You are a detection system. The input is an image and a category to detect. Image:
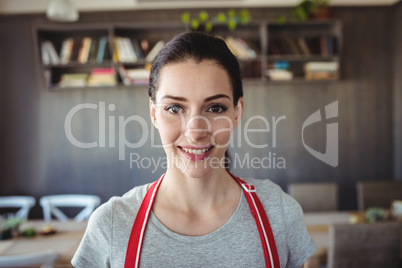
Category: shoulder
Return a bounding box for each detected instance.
[243,177,301,213]
[72,183,150,267]
[242,177,316,266]
[242,177,304,227]
[94,183,149,222]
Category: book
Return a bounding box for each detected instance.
[284,38,301,55]
[304,61,339,80]
[304,61,339,72]
[225,37,250,60]
[78,37,92,64]
[59,73,88,87]
[104,39,112,61]
[268,39,281,56]
[70,38,80,63]
[266,69,293,80]
[88,37,99,62]
[42,41,60,65]
[88,67,116,86]
[145,40,165,63]
[131,39,144,59]
[296,38,311,56]
[123,37,138,62]
[305,71,337,80]
[118,65,150,85]
[320,36,328,57]
[118,65,132,86]
[234,37,257,59]
[41,42,51,65]
[96,37,108,63]
[60,38,74,64]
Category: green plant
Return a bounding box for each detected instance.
[2,216,23,231]
[365,207,388,223]
[181,9,250,32]
[275,0,330,23]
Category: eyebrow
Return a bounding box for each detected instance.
[161,94,231,102]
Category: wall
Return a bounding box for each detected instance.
[0,6,396,217]
[393,2,402,179]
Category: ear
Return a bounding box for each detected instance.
[150,99,158,129]
[233,97,244,129]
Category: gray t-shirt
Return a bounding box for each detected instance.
[72,177,316,268]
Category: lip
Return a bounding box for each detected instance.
[178,145,214,161]
[180,144,212,150]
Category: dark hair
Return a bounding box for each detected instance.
[149,32,242,170]
[148,32,243,105]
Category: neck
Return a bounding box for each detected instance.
[159,168,240,213]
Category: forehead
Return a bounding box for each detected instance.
[156,59,233,101]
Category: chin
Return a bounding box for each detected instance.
[177,156,225,178]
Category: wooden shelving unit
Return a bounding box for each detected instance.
[35,20,342,90]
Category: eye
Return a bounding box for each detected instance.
[208,104,228,113]
[165,104,184,114]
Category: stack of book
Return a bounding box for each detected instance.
[113,37,164,63]
[87,68,116,87]
[59,73,88,87]
[304,61,339,80]
[118,65,150,85]
[266,69,293,81]
[268,36,338,57]
[266,61,293,81]
[41,41,60,65]
[41,36,111,65]
[224,37,258,60]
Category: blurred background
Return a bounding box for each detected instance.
[0,0,401,218]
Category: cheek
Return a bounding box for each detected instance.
[211,118,235,144]
[156,113,184,144]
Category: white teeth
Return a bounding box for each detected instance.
[182,147,210,154]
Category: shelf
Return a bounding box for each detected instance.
[49,84,149,91]
[267,77,339,84]
[43,61,114,68]
[35,20,342,90]
[268,55,339,62]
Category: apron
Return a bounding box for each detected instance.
[124,171,280,268]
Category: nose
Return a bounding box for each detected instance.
[185,115,210,143]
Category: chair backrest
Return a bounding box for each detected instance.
[0,196,36,220]
[39,194,101,222]
[356,180,402,210]
[287,182,338,212]
[0,250,59,268]
[328,222,402,268]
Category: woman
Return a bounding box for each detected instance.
[72,32,316,268]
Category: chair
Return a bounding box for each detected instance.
[0,250,59,268]
[39,194,101,222]
[356,180,402,210]
[328,222,402,268]
[0,196,36,220]
[287,182,338,212]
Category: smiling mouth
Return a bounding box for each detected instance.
[178,146,214,155]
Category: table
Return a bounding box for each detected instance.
[0,220,87,268]
[303,211,352,268]
[303,211,402,268]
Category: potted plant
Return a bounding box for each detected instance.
[276,0,331,23]
[0,216,22,240]
[309,0,332,20]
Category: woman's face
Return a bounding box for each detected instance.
[150,59,244,178]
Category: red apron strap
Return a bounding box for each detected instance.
[124,172,280,268]
[124,174,164,268]
[227,171,280,268]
